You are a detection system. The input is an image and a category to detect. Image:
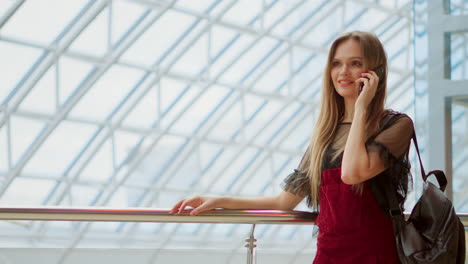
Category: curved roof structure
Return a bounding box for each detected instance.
[0,0,427,262]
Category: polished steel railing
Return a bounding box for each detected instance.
[0,207,317,264]
[0,207,467,264]
[0,207,317,224]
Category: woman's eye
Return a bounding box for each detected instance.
[332,61,340,67]
[351,61,362,66]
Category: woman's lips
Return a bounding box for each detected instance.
[338,80,354,87]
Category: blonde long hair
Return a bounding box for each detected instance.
[304,31,388,209]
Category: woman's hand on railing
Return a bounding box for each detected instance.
[170,196,224,216]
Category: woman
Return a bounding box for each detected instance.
[170,31,413,263]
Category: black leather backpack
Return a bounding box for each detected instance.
[371,114,465,264]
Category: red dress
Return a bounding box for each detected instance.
[282,114,413,263]
[313,168,400,264]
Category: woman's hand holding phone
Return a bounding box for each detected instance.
[355,70,380,110]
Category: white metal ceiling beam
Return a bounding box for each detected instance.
[0,0,110,195]
[0,0,25,28]
[132,0,328,52]
[0,0,176,200]
[41,0,240,212]
[88,0,309,208]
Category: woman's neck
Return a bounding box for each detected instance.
[343,98,356,122]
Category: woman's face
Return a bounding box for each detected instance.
[330,39,364,99]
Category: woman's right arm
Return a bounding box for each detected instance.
[169,191,304,216]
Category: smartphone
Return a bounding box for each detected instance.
[358,65,385,95]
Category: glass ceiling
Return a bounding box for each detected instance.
[0,0,419,261]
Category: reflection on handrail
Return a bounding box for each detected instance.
[0,207,317,224]
[0,207,467,226]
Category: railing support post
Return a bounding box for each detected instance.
[245,224,257,264]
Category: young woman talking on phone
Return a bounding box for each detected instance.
[171,31,413,263]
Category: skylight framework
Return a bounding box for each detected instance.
[0,0,415,263]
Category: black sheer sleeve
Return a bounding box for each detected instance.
[366,112,414,211]
[367,116,413,162]
[281,145,310,199]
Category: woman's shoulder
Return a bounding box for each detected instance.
[381,109,414,129]
[382,109,412,120]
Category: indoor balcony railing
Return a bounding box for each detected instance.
[0,207,467,264]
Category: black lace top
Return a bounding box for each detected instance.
[281,111,414,211]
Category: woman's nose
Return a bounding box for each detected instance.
[339,65,349,75]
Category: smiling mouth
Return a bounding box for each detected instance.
[338,80,354,86]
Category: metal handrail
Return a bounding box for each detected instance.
[0,207,467,264]
[0,207,317,224]
[0,207,467,225]
[0,207,317,264]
